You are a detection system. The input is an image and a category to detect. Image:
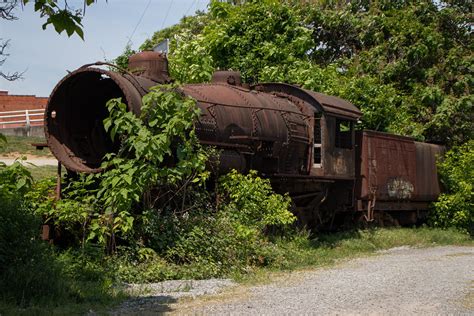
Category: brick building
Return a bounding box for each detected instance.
[0,90,47,112]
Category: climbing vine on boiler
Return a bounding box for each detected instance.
[35,85,210,252]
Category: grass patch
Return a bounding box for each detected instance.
[27,165,58,180]
[113,227,472,286]
[0,135,52,157]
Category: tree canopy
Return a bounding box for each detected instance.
[125,0,472,146]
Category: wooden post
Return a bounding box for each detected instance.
[56,161,62,200]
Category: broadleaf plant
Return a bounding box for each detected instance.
[35,85,210,253]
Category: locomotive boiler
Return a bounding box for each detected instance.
[45,51,444,228]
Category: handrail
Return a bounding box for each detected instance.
[0,109,44,114]
[0,113,44,119]
[0,109,45,135]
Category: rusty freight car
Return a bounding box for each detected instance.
[355,131,444,225]
[44,51,444,228]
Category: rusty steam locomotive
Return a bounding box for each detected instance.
[45,51,444,228]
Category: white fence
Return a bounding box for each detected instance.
[0,109,45,136]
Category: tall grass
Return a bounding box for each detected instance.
[0,198,125,315]
[112,227,472,285]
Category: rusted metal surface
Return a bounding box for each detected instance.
[253,83,360,180]
[356,130,417,202]
[45,65,159,173]
[211,71,242,86]
[253,83,362,119]
[128,51,171,83]
[414,142,445,201]
[316,115,356,179]
[180,83,311,175]
[46,59,313,176]
[302,89,362,120]
[355,130,444,211]
[31,142,48,150]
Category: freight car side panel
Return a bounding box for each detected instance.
[356,131,417,201]
[414,142,444,201]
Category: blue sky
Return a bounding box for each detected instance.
[0,0,209,97]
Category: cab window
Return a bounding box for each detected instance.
[313,115,322,167]
[335,119,353,149]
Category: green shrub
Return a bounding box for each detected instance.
[0,145,119,309]
[0,165,67,306]
[0,194,65,306]
[0,195,121,309]
[219,170,296,230]
[0,160,33,203]
[431,140,474,234]
[162,170,296,277]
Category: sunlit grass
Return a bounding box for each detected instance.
[0,135,52,157]
[27,165,58,180]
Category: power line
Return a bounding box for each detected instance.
[161,0,174,29]
[127,0,152,46]
[185,0,198,16]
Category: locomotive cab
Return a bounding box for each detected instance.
[253,83,362,180]
[303,91,361,180]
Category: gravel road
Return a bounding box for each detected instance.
[113,246,474,315]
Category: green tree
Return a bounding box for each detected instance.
[133,0,472,145]
[21,0,98,39]
[431,141,474,234]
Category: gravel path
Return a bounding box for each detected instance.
[113,246,474,315]
[111,279,236,315]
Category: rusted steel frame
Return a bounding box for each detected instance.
[299,188,328,211]
[253,83,325,114]
[357,200,431,211]
[251,108,261,137]
[291,191,323,200]
[195,100,309,117]
[268,173,336,181]
[290,135,311,143]
[199,140,252,151]
[364,131,377,223]
[228,135,279,141]
[364,188,376,222]
[31,142,48,150]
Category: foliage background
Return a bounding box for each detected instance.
[122,0,472,231]
[127,0,472,146]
